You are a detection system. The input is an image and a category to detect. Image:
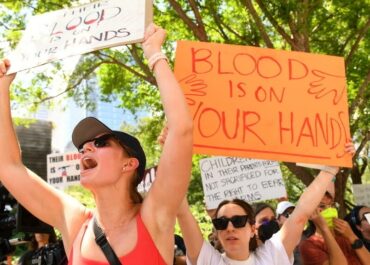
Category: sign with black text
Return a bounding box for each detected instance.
[47,152,81,190]
[8,0,152,73]
[200,156,286,209]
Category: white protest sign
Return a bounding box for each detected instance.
[8,0,152,73]
[47,152,81,190]
[352,184,370,206]
[200,156,287,209]
[137,166,157,194]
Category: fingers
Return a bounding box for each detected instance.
[142,23,167,59]
[144,23,164,41]
[157,126,169,146]
[333,218,347,232]
[0,59,10,77]
[144,23,156,40]
[344,141,355,156]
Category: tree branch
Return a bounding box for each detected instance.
[242,0,274,48]
[253,0,297,48]
[168,0,208,41]
[95,51,156,85]
[128,44,154,82]
[284,162,314,186]
[345,18,370,66]
[349,69,370,116]
[355,130,370,159]
[208,4,230,42]
[35,61,106,104]
[188,0,208,40]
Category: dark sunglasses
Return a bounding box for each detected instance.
[212,215,248,230]
[78,134,115,153]
[282,212,292,218]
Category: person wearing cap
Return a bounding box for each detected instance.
[0,22,193,265]
[276,201,296,227]
[276,201,304,265]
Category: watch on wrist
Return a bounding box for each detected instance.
[351,239,364,249]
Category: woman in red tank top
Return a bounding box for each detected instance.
[0,21,193,265]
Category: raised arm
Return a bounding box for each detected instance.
[310,210,348,265]
[0,60,87,250]
[177,198,205,265]
[141,24,193,222]
[280,142,355,257]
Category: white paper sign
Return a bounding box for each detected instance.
[8,0,152,73]
[200,156,286,209]
[47,152,81,189]
[352,184,370,206]
[137,166,157,194]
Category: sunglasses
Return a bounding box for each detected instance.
[318,202,338,210]
[212,215,248,230]
[78,134,115,153]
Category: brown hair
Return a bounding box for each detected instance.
[214,199,258,251]
[120,143,143,204]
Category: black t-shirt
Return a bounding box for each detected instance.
[174,234,186,256]
[18,250,34,265]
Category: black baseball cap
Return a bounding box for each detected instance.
[72,117,146,184]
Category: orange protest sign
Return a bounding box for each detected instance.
[174,41,352,167]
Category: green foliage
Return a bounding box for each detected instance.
[64,184,95,208]
[280,163,305,202]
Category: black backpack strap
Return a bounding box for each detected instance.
[93,217,122,265]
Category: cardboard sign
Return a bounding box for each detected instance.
[174,41,352,167]
[352,184,370,206]
[200,156,286,209]
[137,166,157,194]
[8,0,152,73]
[47,152,81,189]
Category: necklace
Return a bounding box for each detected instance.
[95,218,127,234]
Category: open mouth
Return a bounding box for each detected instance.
[81,156,98,170]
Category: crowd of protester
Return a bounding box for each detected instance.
[0,18,369,265]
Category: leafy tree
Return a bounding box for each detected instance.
[0,0,369,219]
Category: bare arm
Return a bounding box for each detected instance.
[141,24,193,223]
[312,210,348,265]
[334,218,370,264]
[0,60,87,252]
[280,143,355,257]
[177,198,205,265]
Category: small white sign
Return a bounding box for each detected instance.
[47,152,82,190]
[137,166,157,194]
[200,156,286,209]
[352,184,370,206]
[8,0,152,73]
